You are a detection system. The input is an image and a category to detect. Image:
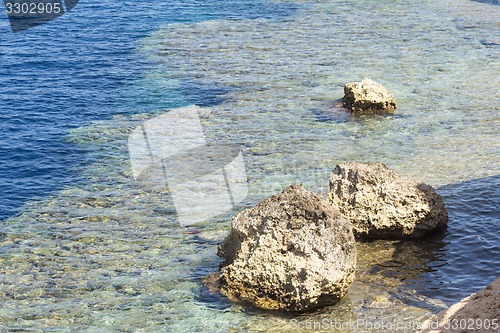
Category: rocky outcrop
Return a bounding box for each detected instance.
[217,184,357,312]
[419,276,500,332]
[343,78,397,113]
[328,162,448,239]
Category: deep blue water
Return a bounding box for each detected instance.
[0,0,297,220]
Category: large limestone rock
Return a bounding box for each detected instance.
[328,162,448,239]
[218,184,357,312]
[343,78,397,113]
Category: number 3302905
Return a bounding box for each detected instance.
[5,2,62,14]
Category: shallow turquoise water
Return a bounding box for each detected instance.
[0,0,499,332]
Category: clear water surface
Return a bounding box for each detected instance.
[0,0,498,332]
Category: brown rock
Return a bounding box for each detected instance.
[218,184,357,312]
[328,162,448,239]
[343,78,397,113]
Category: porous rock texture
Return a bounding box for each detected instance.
[218,184,357,312]
[343,78,397,113]
[328,162,448,239]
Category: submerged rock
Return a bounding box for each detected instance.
[343,78,397,113]
[328,162,448,239]
[217,184,357,312]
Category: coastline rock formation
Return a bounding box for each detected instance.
[217,184,357,312]
[328,162,448,239]
[343,78,397,113]
[419,276,500,333]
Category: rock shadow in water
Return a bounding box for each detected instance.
[310,99,407,123]
[363,174,500,308]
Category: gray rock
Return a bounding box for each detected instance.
[343,78,397,113]
[218,184,357,312]
[328,162,448,239]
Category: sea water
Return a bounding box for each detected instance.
[0,0,498,332]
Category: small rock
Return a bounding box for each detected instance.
[217,184,357,312]
[328,162,448,239]
[185,227,201,234]
[343,78,397,113]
